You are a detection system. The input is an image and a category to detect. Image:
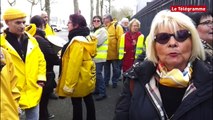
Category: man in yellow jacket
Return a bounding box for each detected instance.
[1,7,46,120]
[103,14,124,88]
[40,11,56,36]
[0,47,20,120]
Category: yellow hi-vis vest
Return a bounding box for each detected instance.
[93,28,108,62]
[93,40,108,61]
[119,33,145,60]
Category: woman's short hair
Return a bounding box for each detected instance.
[186,11,213,27]
[30,15,45,28]
[146,9,205,64]
[69,14,87,28]
[129,18,141,30]
[93,15,103,24]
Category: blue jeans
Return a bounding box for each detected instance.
[95,62,106,96]
[25,104,39,120]
[104,60,120,86]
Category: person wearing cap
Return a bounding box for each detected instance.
[0,47,20,119]
[1,7,46,120]
[40,11,56,36]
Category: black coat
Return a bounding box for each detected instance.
[34,29,60,72]
[34,29,60,93]
[114,60,212,120]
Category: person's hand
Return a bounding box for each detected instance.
[57,50,61,59]
[37,81,45,87]
[18,107,24,116]
[132,40,136,45]
[0,50,6,71]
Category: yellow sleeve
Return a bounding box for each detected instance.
[4,49,20,107]
[63,42,83,93]
[37,45,47,81]
[116,25,124,52]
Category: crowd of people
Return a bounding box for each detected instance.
[0,6,212,120]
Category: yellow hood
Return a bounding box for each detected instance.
[69,35,97,58]
[25,24,37,36]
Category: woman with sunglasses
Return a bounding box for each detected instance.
[114,10,212,120]
[91,15,108,101]
[57,14,96,120]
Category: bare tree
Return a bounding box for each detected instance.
[39,0,57,23]
[7,0,16,6]
[108,0,111,13]
[27,0,39,18]
[111,6,133,21]
[96,0,99,16]
[100,0,104,17]
[73,0,79,14]
[39,0,45,10]
[90,0,94,25]
[44,0,51,23]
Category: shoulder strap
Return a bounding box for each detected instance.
[130,79,134,95]
[114,22,118,30]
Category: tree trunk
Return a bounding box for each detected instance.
[45,0,50,23]
[96,0,99,16]
[73,0,79,14]
[108,0,111,13]
[7,0,16,6]
[39,0,45,10]
[90,0,94,25]
[30,4,34,18]
[100,0,103,17]
[27,0,39,18]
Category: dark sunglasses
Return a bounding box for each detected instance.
[93,20,100,22]
[154,30,191,44]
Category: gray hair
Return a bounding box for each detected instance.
[129,18,141,30]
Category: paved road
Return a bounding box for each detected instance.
[49,78,123,120]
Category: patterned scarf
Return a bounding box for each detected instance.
[156,63,193,88]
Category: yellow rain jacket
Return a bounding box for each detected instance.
[45,23,55,36]
[0,32,46,109]
[0,47,20,120]
[57,35,97,97]
[106,21,124,60]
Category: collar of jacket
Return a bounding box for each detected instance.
[65,35,97,58]
[1,31,37,60]
[172,59,212,119]
[127,59,212,119]
[107,21,117,28]
[123,60,156,82]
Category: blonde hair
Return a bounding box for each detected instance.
[129,18,141,30]
[146,9,205,64]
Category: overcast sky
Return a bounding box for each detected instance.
[1,0,137,24]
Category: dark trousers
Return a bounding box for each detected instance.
[39,72,55,120]
[71,93,96,120]
[104,60,120,86]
